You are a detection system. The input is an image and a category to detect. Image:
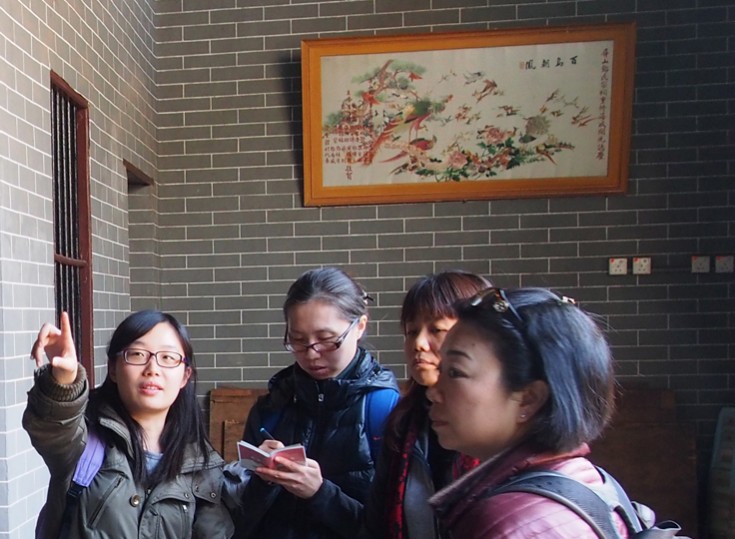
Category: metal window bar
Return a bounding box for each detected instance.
[51,84,83,361]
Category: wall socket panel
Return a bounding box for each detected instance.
[715,255,734,273]
[691,255,711,273]
[632,256,652,275]
[608,257,628,275]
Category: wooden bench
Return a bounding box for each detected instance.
[209,385,698,533]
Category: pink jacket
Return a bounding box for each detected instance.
[428,443,629,538]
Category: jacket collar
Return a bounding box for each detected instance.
[96,403,221,471]
[266,347,397,412]
[429,441,590,527]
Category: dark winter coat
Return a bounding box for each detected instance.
[224,347,399,539]
[23,364,234,539]
[361,404,460,539]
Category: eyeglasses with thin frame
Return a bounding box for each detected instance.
[284,317,360,354]
[120,348,187,368]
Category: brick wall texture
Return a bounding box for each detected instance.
[0,0,733,536]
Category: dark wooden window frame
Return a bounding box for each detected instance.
[50,71,94,384]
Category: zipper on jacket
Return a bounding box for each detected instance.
[88,475,124,526]
[305,392,325,454]
[180,503,189,537]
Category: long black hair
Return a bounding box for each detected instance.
[87,310,209,487]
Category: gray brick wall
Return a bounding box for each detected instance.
[0,0,732,536]
[149,2,732,534]
[0,0,157,536]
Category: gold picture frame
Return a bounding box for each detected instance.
[301,22,636,206]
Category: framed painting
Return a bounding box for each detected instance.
[300,22,636,206]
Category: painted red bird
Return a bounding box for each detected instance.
[360,99,433,165]
[381,135,437,163]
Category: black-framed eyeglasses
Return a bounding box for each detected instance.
[284,317,360,354]
[120,348,187,368]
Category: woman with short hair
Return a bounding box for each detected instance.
[427,287,627,538]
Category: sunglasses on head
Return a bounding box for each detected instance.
[468,287,577,325]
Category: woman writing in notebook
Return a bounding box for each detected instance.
[224,266,400,539]
[24,310,233,539]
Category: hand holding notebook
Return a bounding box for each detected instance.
[237,440,306,471]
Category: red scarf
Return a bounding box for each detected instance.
[384,407,479,539]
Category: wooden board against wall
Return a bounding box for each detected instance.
[209,387,267,462]
[589,388,698,537]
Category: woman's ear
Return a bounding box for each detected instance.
[107,359,117,383]
[355,314,369,339]
[517,380,549,422]
[180,366,192,389]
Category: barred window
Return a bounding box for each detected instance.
[50,72,94,384]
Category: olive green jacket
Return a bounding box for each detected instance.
[23,365,234,539]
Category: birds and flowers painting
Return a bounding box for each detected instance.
[322,38,611,183]
[302,24,635,205]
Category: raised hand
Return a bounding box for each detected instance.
[30,312,79,384]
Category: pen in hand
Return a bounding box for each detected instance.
[259,427,275,441]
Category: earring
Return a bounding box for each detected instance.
[519,413,527,420]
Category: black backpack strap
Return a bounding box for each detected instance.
[486,470,622,539]
[595,466,646,533]
[58,482,84,539]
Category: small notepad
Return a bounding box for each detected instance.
[237,440,306,471]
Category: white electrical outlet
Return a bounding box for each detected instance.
[632,257,652,275]
[608,257,628,275]
[691,255,710,273]
[715,255,734,273]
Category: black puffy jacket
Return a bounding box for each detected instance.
[227,348,399,539]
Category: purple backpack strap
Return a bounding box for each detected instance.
[58,430,105,539]
[71,430,105,486]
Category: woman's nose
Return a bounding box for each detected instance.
[414,329,430,350]
[142,356,162,374]
[302,346,322,359]
[426,384,441,403]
